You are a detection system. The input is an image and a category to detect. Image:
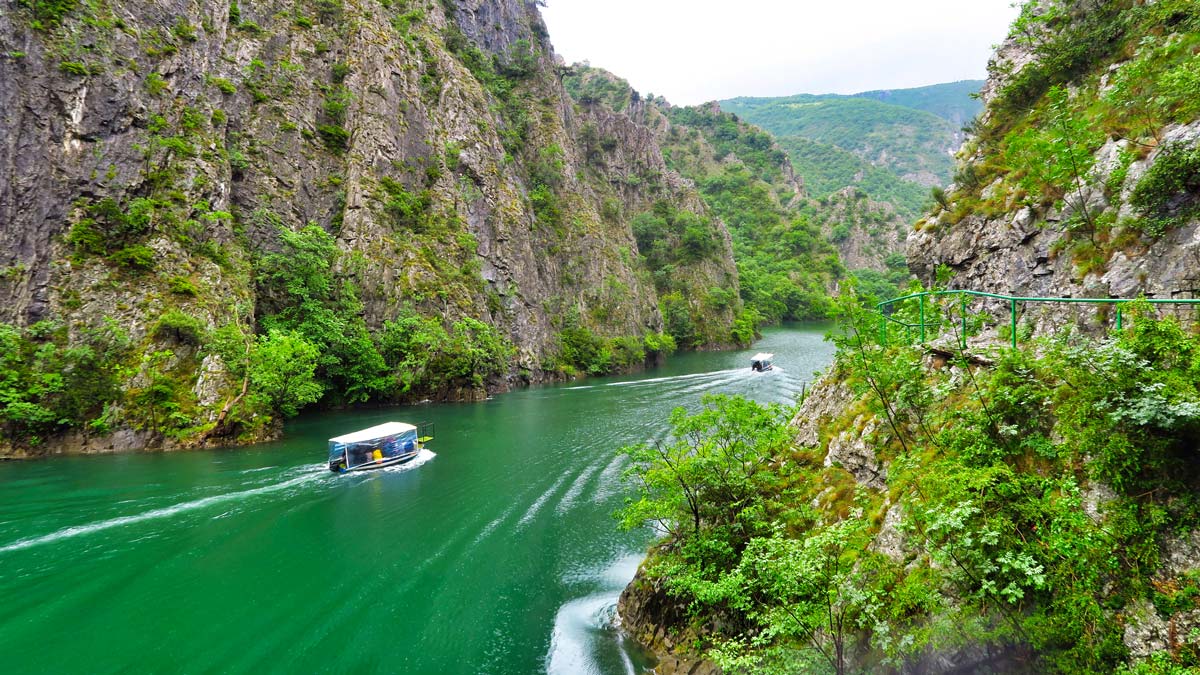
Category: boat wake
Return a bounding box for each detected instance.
[375,448,437,473]
[0,464,328,555]
[546,554,650,675]
[517,473,570,528]
[545,594,636,675]
[604,368,741,388]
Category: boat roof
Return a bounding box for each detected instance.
[329,422,416,444]
[750,353,774,361]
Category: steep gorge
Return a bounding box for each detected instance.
[0,0,741,455]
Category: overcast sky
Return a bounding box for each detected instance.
[539,0,1023,105]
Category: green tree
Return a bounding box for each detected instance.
[257,222,390,404]
[619,394,791,538]
[713,520,885,675]
[249,330,323,417]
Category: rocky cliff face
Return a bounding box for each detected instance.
[908,0,1200,320]
[0,0,739,455]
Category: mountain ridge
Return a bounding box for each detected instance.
[719,81,984,219]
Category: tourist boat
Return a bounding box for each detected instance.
[750,353,774,372]
[327,421,434,473]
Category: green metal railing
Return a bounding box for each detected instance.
[876,290,1200,350]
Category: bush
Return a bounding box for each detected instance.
[108,245,156,272]
[379,177,432,231]
[209,76,237,95]
[379,308,513,392]
[20,0,78,27]
[168,276,199,296]
[643,331,677,356]
[152,310,206,345]
[317,124,349,151]
[58,61,89,76]
[1130,142,1200,235]
[257,223,390,404]
[661,292,698,349]
[249,330,323,417]
[0,320,129,444]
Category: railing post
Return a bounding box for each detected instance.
[960,292,967,350]
[880,314,886,347]
[1116,304,1122,331]
[1010,299,1017,350]
[919,294,926,343]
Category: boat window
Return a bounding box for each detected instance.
[332,430,420,469]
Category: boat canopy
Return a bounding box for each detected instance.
[750,353,774,363]
[328,422,419,469]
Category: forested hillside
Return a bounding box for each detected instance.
[721,81,983,219]
[564,66,911,325]
[856,80,984,128]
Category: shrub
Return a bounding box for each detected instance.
[1130,142,1200,236]
[379,309,512,392]
[208,76,236,95]
[249,330,323,417]
[145,72,168,96]
[108,245,156,272]
[153,310,206,345]
[379,177,432,231]
[643,332,677,356]
[21,0,78,28]
[317,124,349,151]
[168,276,198,296]
[59,61,89,76]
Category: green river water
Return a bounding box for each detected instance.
[0,324,835,674]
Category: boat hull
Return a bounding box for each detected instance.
[330,450,420,473]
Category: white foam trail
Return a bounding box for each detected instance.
[376,449,437,473]
[475,501,521,544]
[545,593,628,675]
[555,461,605,515]
[0,467,325,554]
[517,473,570,527]
[591,453,630,503]
[603,369,740,388]
[239,466,277,473]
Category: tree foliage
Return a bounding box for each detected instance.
[248,330,323,417]
[622,291,1200,673]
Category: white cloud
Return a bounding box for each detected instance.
[539,0,1022,104]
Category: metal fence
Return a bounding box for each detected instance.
[876,290,1200,349]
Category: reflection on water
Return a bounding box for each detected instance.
[0,324,835,674]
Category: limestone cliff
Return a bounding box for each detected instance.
[0,0,739,455]
[909,0,1200,317]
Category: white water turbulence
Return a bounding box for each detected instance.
[546,554,650,675]
[378,448,437,473]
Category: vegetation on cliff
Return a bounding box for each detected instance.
[620,2,1200,671]
[924,0,1200,280]
[656,103,911,322]
[620,294,1200,674]
[0,0,742,453]
[720,82,983,220]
